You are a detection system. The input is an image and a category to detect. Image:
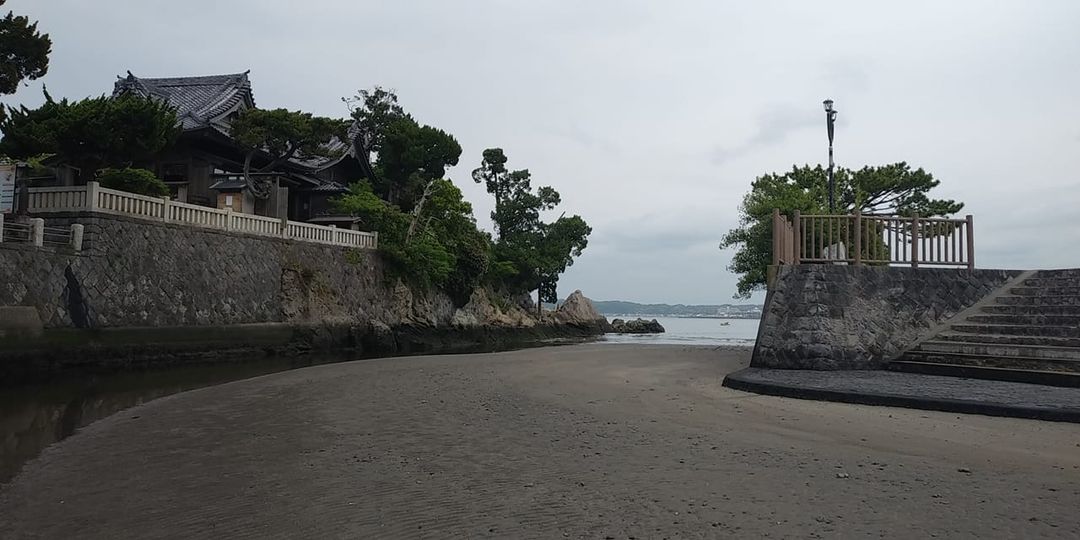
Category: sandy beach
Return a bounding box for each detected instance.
[2,343,1078,538]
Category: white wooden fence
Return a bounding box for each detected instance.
[26,182,378,250]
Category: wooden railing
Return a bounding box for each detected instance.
[772,209,974,270]
[25,182,378,250]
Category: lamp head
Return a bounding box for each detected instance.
[823,99,834,112]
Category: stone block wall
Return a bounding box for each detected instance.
[752,265,1021,370]
[0,213,454,329]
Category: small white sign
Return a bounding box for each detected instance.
[0,164,15,213]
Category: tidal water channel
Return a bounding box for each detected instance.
[0,354,358,484]
[0,337,600,484]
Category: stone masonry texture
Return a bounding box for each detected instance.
[0,214,454,329]
[752,265,1021,370]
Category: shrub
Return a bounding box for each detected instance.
[98,167,169,197]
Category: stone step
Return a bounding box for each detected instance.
[888,360,1080,387]
[950,323,1080,338]
[966,313,1080,326]
[995,295,1080,307]
[1022,277,1080,288]
[936,332,1080,348]
[967,313,1080,324]
[1035,268,1080,279]
[1010,286,1080,296]
[903,350,1080,372]
[981,304,1080,316]
[916,340,1080,361]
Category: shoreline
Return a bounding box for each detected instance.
[0,321,607,387]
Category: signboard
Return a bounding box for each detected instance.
[0,164,15,213]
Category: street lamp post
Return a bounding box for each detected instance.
[823,99,838,213]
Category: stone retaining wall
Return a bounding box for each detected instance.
[0,213,451,329]
[752,265,1021,370]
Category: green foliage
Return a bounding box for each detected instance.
[230,108,347,163]
[720,162,965,298]
[334,180,489,301]
[344,248,365,265]
[335,92,589,308]
[230,108,347,198]
[472,148,591,303]
[0,91,179,177]
[98,168,169,197]
[347,88,461,210]
[0,1,52,96]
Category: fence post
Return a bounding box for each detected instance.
[224,207,232,231]
[965,214,975,270]
[372,231,378,249]
[280,216,289,238]
[70,223,84,251]
[0,213,4,243]
[853,211,862,266]
[792,209,801,264]
[772,208,781,266]
[911,213,920,268]
[86,182,99,212]
[30,217,44,247]
[161,197,171,222]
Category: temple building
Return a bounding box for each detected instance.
[34,71,371,225]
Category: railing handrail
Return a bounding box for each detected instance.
[24,182,378,249]
[95,185,167,205]
[27,185,89,194]
[772,209,974,271]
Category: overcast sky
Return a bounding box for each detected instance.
[5,1,1079,304]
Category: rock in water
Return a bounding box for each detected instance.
[610,318,665,334]
[556,290,612,332]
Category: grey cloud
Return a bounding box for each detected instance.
[712,105,820,164]
[822,59,871,93]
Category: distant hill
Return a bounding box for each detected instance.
[588,300,763,319]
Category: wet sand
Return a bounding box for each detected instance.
[1,344,1078,538]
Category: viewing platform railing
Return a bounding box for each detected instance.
[25,182,377,250]
[772,209,974,270]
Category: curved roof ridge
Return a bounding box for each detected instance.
[112,70,255,131]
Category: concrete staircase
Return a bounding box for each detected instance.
[889,269,1080,387]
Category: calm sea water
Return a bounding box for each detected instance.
[600,317,759,346]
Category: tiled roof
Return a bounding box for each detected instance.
[288,122,364,170]
[208,178,246,191]
[112,70,376,191]
[310,181,348,193]
[113,71,254,131]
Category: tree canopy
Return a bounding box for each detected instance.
[720,162,964,298]
[0,0,51,95]
[229,108,347,198]
[347,87,461,210]
[98,167,169,197]
[0,91,179,178]
[334,178,489,305]
[334,92,590,309]
[473,148,591,304]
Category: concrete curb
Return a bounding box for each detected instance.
[722,368,1080,424]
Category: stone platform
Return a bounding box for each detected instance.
[724,367,1080,423]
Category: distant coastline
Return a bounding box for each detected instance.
[588,300,764,320]
[602,313,761,320]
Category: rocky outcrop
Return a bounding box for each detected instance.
[556,290,612,332]
[610,318,665,334]
[451,288,537,328]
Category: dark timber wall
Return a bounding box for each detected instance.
[752,265,1021,370]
